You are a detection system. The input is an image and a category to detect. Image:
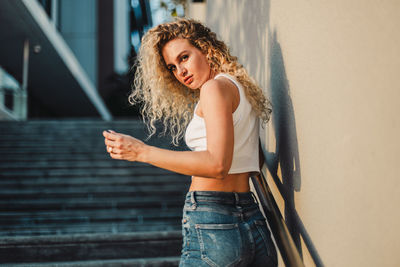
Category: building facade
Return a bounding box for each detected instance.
[0,0,153,120]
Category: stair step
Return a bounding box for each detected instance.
[1,223,181,237]
[0,184,187,195]
[0,231,182,263]
[0,183,187,190]
[0,167,175,177]
[0,155,144,162]
[0,175,186,186]
[0,197,184,212]
[0,209,182,223]
[7,256,181,266]
[0,161,145,169]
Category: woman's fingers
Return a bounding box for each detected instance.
[103,130,118,140]
[110,147,122,154]
[103,130,119,154]
[104,132,127,153]
[103,130,142,162]
[106,145,122,156]
[104,138,117,147]
[109,151,122,159]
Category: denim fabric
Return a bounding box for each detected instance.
[179,191,277,267]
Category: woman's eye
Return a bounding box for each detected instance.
[168,66,176,71]
[181,55,188,61]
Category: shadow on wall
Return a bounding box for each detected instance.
[266,29,324,267]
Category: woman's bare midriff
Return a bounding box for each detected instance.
[189,172,251,192]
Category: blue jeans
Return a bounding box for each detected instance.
[179,191,277,267]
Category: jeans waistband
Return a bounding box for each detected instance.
[185,191,258,206]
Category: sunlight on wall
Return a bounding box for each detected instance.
[205,0,400,266]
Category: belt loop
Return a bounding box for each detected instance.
[234,192,240,206]
[190,191,197,210]
[234,192,243,221]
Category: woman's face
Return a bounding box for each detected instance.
[162,38,213,90]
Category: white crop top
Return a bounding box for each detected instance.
[184,73,260,174]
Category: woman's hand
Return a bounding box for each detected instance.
[103,130,146,162]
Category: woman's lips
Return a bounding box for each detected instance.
[184,75,193,84]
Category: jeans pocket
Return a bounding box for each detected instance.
[254,220,277,264]
[195,223,242,267]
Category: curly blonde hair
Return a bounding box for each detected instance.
[129,18,271,145]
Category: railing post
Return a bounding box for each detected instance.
[51,0,58,28]
[14,39,29,120]
[0,70,4,108]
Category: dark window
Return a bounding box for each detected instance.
[4,89,14,111]
[36,0,52,17]
[129,0,152,53]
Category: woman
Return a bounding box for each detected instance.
[103,18,277,266]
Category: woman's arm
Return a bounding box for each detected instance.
[103,78,238,179]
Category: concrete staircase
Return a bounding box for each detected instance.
[0,119,190,266]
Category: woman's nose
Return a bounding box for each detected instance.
[177,65,187,77]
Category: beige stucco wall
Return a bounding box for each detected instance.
[200,0,400,266]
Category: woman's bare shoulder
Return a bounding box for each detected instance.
[200,76,237,99]
[198,76,239,115]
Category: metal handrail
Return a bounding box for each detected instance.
[251,167,305,266]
